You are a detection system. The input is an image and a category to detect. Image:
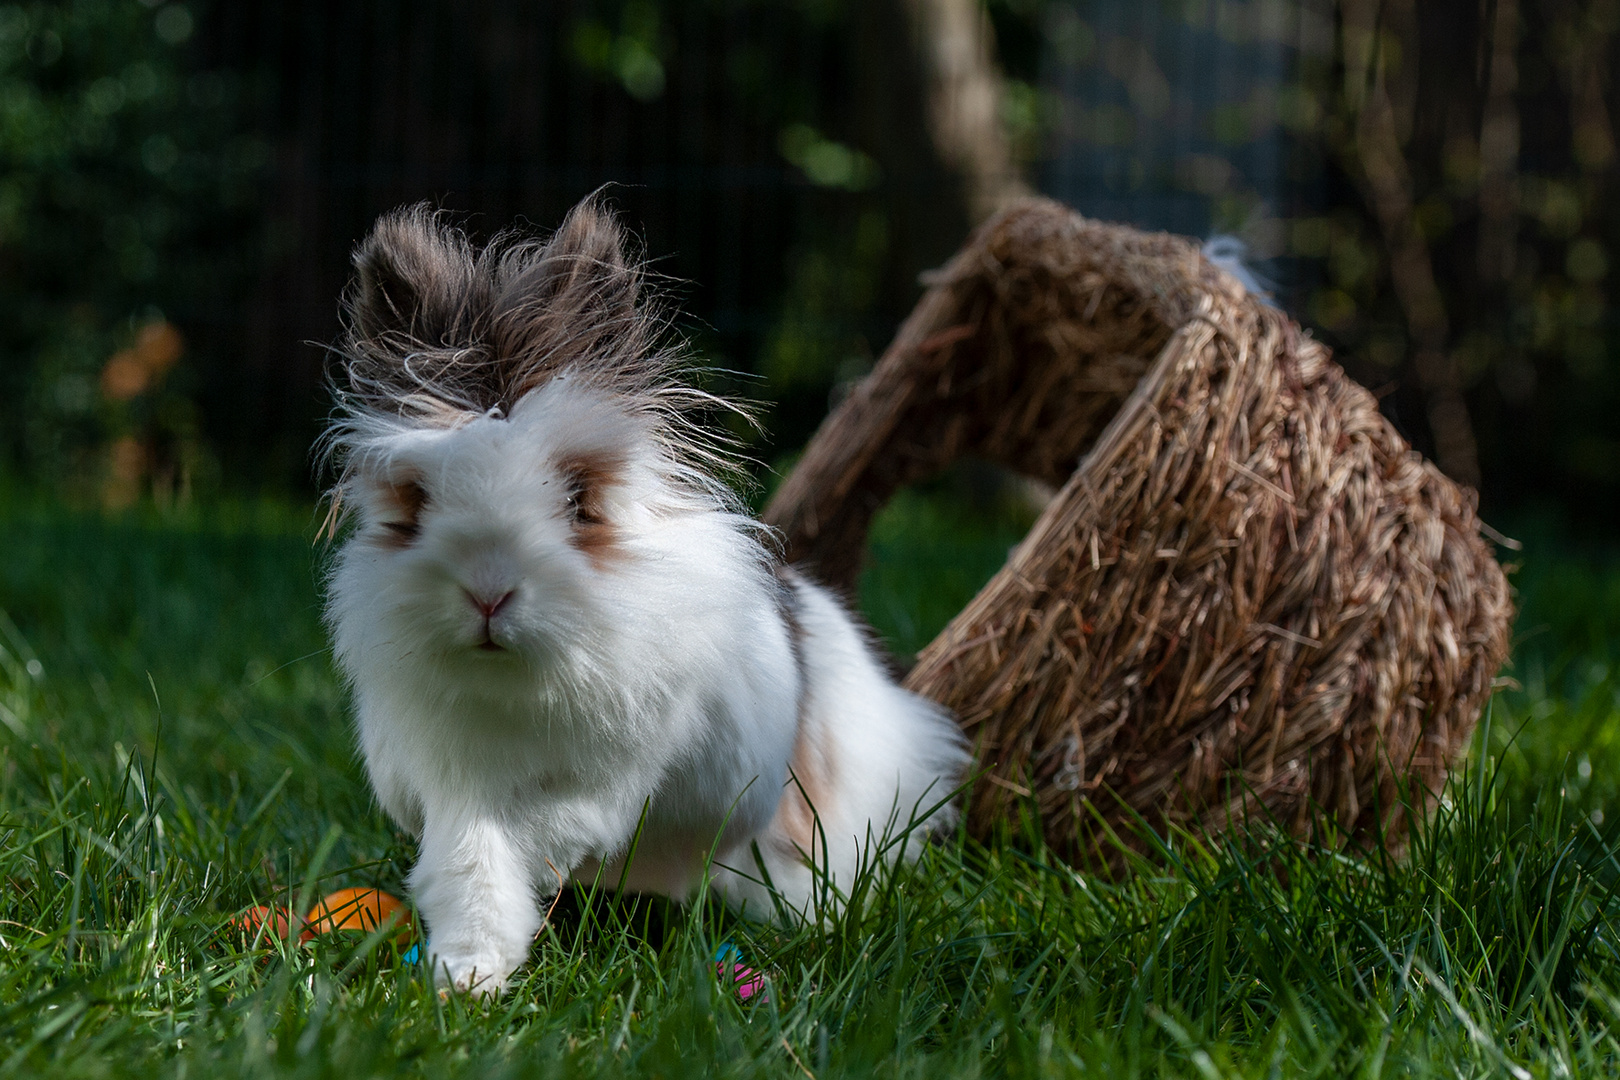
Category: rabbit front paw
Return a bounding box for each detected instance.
[429,943,518,998]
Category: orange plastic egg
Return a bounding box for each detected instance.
[300,887,415,947]
[232,904,298,946]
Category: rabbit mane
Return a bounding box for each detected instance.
[320,196,740,505]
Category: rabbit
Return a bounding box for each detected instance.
[320,196,970,997]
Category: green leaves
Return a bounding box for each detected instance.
[0,1,267,496]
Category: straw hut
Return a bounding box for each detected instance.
[764,199,1513,863]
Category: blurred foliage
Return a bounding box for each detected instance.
[988,0,1620,524]
[1300,0,1620,508]
[763,207,889,399]
[0,0,267,504]
[569,0,669,104]
[0,0,1614,529]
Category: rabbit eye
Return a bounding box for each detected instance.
[562,473,606,528]
[556,453,621,562]
[377,479,427,548]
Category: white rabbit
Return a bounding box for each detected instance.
[320,197,968,997]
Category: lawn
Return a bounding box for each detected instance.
[1,482,1619,1077]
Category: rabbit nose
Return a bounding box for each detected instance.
[463,588,515,619]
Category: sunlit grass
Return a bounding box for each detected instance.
[859,473,1040,660]
[1,486,1618,1076]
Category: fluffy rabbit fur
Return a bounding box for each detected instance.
[321,197,968,996]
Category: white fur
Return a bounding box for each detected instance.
[327,377,968,996]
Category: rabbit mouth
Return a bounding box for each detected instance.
[475,638,506,653]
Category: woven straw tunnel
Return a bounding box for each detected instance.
[763,199,1514,864]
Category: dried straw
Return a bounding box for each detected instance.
[764,199,1513,862]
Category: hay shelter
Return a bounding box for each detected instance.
[764,199,1514,863]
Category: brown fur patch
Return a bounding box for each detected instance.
[556,452,624,566]
[373,477,427,549]
[770,572,834,862]
[777,720,837,863]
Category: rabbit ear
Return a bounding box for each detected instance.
[496,196,634,320]
[488,195,651,400]
[351,204,484,347]
[330,194,697,446]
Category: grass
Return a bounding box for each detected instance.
[0,484,1619,1077]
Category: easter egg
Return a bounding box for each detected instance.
[713,943,767,1003]
[300,887,415,947]
[232,904,295,943]
[724,963,767,1002]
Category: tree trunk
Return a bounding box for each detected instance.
[901,0,1030,223]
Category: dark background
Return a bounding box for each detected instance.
[1,0,1614,532]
